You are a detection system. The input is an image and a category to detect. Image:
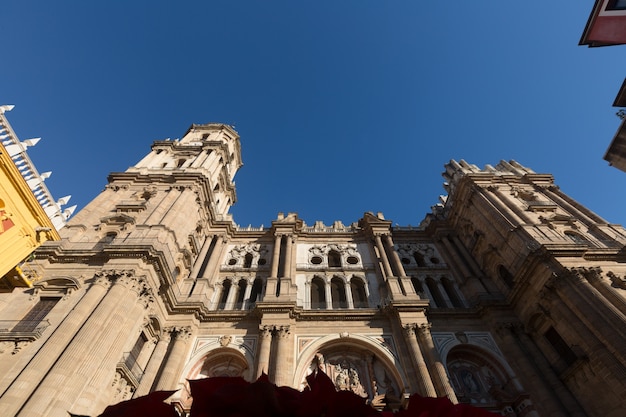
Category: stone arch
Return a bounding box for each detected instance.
[330,276,347,308]
[34,276,81,292]
[425,276,445,307]
[179,342,254,410]
[310,276,326,309]
[349,276,368,308]
[445,344,522,409]
[292,334,407,401]
[183,340,254,383]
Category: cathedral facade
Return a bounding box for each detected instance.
[1,124,626,417]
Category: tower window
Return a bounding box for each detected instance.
[328,250,341,268]
[244,253,253,268]
[564,231,588,245]
[350,277,368,308]
[414,252,426,267]
[544,326,578,366]
[249,278,263,305]
[498,265,514,288]
[218,280,231,309]
[331,277,347,308]
[310,277,326,309]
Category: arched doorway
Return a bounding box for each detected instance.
[295,337,406,411]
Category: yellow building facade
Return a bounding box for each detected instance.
[0,106,64,289]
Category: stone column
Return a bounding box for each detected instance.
[304,280,311,309]
[201,234,227,279]
[325,279,333,309]
[385,234,418,298]
[190,235,213,278]
[374,234,394,279]
[435,280,453,308]
[154,326,193,391]
[134,333,173,397]
[384,234,407,278]
[145,186,180,225]
[495,323,575,417]
[417,324,457,402]
[256,325,273,378]
[418,277,436,304]
[224,279,237,310]
[18,271,147,417]
[210,281,223,310]
[486,186,531,225]
[597,271,626,317]
[0,275,110,417]
[242,280,253,310]
[278,235,294,298]
[270,234,281,278]
[266,235,282,299]
[403,324,437,397]
[345,281,354,309]
[282,234,293,278]
[515,328,586,417]
[554,271,626,359]
[161,185,195,226]
[78,290,154,415]
[542,283,626,383]
[439,237,471,279]
[273,326,291,387]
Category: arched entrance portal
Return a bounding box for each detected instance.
[295,337,406,411]
[446,345,525,413]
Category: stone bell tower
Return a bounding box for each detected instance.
[0,123,242,417]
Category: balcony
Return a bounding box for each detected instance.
[0,319,50,342]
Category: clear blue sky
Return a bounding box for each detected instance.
[3,2,626,228]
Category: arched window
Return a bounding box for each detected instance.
[234,279,247,309]
[350,277,368,308]
[447,346,516,410]
[426,277,445,308]
[410,276,423,295]
[311,277,326,309]
[414,252,426,267]
[243,253,253,268]
[497,265,514,288]
[328,250,342,268]
[249,278,263,306]
[331,277,347,308]
[218,280,231,309]
[441,277,463,308]
[564,231,588,245]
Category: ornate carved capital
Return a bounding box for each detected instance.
[167,326,193,342]
[138,287,155,309]
[403,323,418,337]
[417,323,432,336]
[274,325,290,338]
[570,266,602,284]
[259,325,273,339]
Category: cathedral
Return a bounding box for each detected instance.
[1,123,626,417]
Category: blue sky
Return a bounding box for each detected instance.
[2,2,626,228]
